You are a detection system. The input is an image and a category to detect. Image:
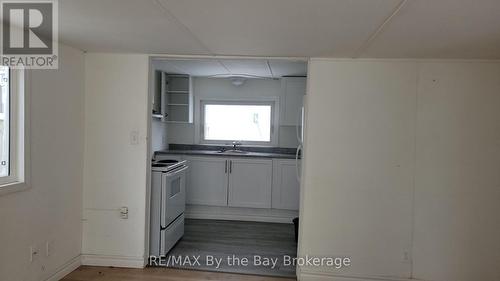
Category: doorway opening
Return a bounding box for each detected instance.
[146,56,307,278]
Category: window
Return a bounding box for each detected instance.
[0,67,10,177]
[0,66,29,195]
[201,101,275,144]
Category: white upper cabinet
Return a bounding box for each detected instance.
[272,159,300,210]
[280,77,306,126]
[153,72,194,123]
[228,158,273,209]
[184,156,228,206]
[152,71,166,119]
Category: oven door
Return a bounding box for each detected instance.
[161,165,188,228]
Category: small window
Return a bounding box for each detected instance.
[0,66,10,177]
[201,101,274,144]
[0,66,29,195]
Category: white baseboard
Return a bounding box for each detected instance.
[185,204,298,223]
[298,267,413,281]
[81,254,145,268]
[44,255,81,281]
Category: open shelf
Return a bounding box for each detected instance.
[165,74,193,123]
[152,71,193,123]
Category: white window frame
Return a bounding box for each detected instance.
[197,98,279,146]
[0,68,31,196]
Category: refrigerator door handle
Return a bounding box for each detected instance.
[296,106,303,144]
[296,144,302,182]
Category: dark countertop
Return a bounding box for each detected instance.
[155,149,298,159]
[155,144,300,159]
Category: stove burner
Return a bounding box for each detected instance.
[151,159,188,173]
[156,159,178,164]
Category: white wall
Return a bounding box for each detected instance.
[299,59,500,281]
[299,60,416,279]
[167,77,300,148]
[413,62,500,281]
[0,44,84,281]
[151,118,167,153]
[82,54,149,267]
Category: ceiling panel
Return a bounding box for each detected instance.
[269,60,308,77]
[219,60,272,77]
[362,0,500,58]
[58,0,500,59]
[154,59,228,76]
[58,0,209,54]
[158,0,401,57]
[152,59,307,77]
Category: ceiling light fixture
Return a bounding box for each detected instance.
[230,77,246,86]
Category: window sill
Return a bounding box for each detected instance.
[199,141,276,147]
[0,181,30,197]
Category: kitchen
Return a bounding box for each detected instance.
[148,58,307,277]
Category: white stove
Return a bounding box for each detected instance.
[150,159,188,258]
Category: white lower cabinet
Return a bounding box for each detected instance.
[184,156,228,206]
[228,158,273,208]
[184,155,298,211]
[271,159,300,211]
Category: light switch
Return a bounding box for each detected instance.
[130,130,139,145]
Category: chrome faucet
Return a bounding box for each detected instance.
[232,141,242,150]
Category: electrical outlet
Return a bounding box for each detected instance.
[120,206,129,219]
[30,246,39,262]
[402,251,411,263]
[46,241,53,257]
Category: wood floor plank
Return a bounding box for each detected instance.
[62,266,296,281]
[160,219,297,277]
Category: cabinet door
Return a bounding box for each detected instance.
[281,77,306,126]
[185,156,228,206]
[152,71,162,116]
[272,159,300,210]
[228,158,272,208]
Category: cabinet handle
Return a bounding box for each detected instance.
[229,160,232,173]
[225,160,228,174]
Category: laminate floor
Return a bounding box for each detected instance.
[62,266,296,281]
[151,219,297,278]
